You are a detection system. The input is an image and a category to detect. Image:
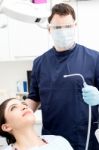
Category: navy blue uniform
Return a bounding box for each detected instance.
[28,44,99,150]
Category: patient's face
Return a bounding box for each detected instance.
[4,99,35,131]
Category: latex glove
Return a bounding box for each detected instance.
[82,84,99,106]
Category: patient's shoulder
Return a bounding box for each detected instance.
[41,135,73,150]
[3,145,12,150]
[41,135,67,142]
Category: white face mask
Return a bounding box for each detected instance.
[51,27,75,51]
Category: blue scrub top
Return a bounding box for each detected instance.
[28,44,99,150]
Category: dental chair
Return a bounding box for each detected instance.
[95,129,99,143]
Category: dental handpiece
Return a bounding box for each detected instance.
[63,73,91,150]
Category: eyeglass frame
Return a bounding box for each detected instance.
[48,22,76,29]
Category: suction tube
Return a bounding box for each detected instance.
[63,74,91,150]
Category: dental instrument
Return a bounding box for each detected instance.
[0,0,50,24]
[63,73,91,150]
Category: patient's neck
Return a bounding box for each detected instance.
[13,126,45,150]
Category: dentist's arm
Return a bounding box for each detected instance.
[25,99,40,112]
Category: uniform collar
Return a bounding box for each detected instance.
[53,43,77,57]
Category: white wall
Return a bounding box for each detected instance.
[77,1,99,50]
[0,60,33,102]
[0,1,99,102]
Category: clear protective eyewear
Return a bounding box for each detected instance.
[48,22,76,29]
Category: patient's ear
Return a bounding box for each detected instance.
[1,123,12,132]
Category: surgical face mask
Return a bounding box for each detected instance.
[51,27,75,51]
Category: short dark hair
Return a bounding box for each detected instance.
[0,98,16,145]
[48,3,76,23]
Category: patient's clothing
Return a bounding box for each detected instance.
[3,135,73,150]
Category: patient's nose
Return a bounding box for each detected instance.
[21,105,27,110]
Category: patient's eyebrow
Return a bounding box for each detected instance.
[8,103,17,111]
[7,101,29,111]
[21,101,28,106]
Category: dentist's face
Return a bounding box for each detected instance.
[49,14,76,51]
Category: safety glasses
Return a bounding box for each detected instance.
[48,22,76,29]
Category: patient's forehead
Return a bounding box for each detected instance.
[5,99,25,110]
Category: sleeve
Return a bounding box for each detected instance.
[28,59,40,102]
[95,53,99,90]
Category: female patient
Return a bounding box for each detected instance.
[0,98,73,150]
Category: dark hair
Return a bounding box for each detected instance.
[48,3,76,23]
[0,98,16,145]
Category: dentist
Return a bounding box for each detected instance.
[26,3,99,150]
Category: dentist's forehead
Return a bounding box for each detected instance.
[50,14,74,25]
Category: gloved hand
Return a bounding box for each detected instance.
[82,84,99,106]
